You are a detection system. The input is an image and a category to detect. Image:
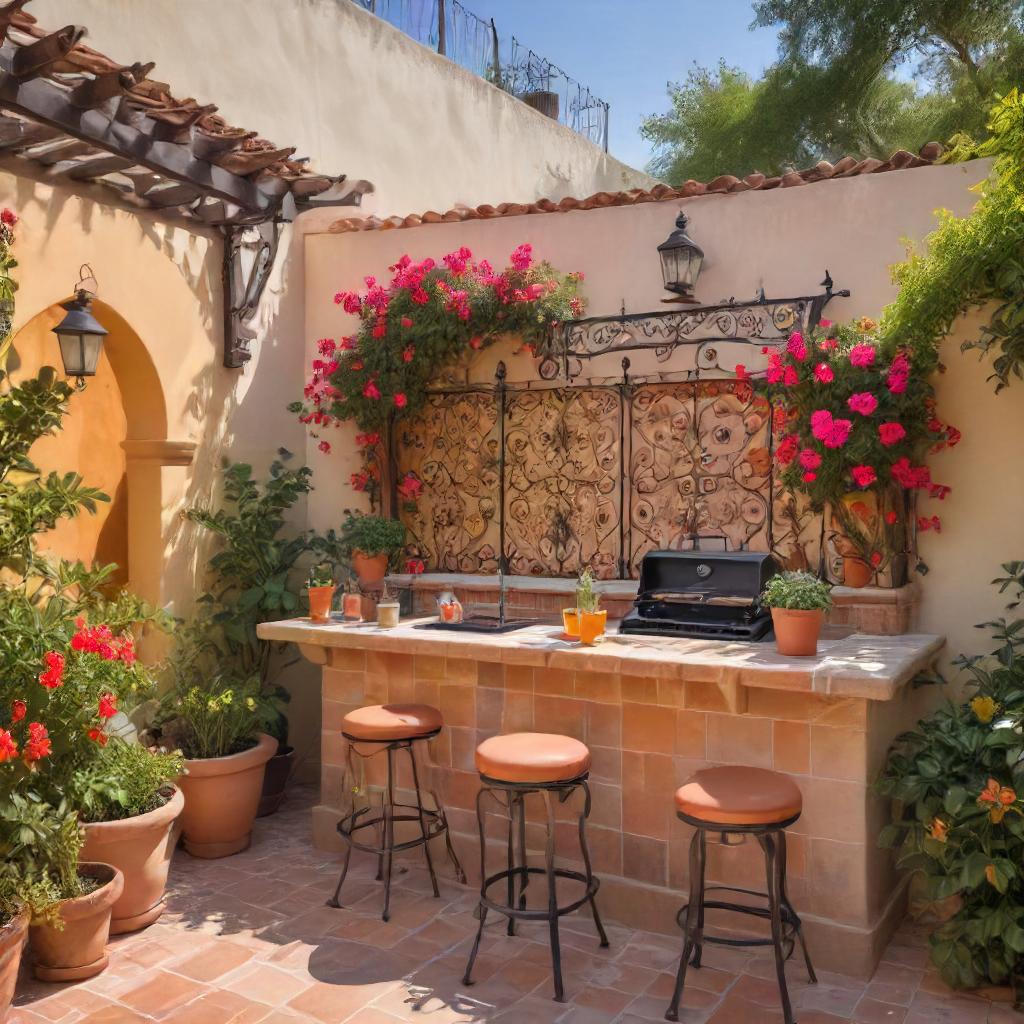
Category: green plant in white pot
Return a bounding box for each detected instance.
[761,571,833,657]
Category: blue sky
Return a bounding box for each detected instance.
[460,0,781,170]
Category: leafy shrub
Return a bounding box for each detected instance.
[761,571,833,610]
[71,741,184,823]
[340,511,406,559]
[877,562,1024,989]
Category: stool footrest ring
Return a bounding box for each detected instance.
[481,866,599,922]
[336,804,448,857]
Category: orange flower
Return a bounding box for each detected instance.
[929,818,948,843]
[986,864,998,887]
[978,778,1017,822]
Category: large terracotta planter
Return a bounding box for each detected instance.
[257,745,295,817]
[770,607,825,657]
[80,787,184,935]
[307,585,336,623]
[177,733,276,858]
[352,550,388,587]
[842,556,873,588]
[29,863,123,982]
[0,912,27,1022]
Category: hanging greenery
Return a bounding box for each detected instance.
[882,89,1024,390]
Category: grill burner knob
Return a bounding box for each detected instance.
[696,563,712,579]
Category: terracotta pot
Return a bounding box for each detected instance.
[352,551,389,587]
[842,556,873,588]
[342,591,363,621]
[0,912,27,1021]
[579,609,607,646]
[307,585,336,623]
[29,863,124,982]
[177,733,276,858]
[562,608,580,638]
[770,607,825,657]
[257,745,295,817]
[80,787,184,935]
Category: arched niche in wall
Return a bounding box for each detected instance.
[8,298,195,607]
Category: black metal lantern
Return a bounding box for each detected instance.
[51,265,108,385]
[657,212,704,303]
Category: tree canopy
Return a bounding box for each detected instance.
[641,0,1024,183]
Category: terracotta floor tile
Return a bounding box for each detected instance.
[118,970,209,1016]
[76,1007,154,1024]
[706,992,785,1023]
[287,980,395,1023]
[222,964,313,1006]
[796,984,864,1018]
[854,996,908,1023]
[162,989,274,1024]
[173,940,256,982]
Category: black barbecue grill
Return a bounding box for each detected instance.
[620,550,779,642]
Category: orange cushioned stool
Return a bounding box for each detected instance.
[666,766,816,1024]
[462,733,609,1003]
[326,704,464,922]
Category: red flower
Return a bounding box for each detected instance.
[393,392,408,408]
[363,380,381,400]
[116,636,136,666]
[887,352,911,393]
[87,727,108,747]
[870,551,883,567]
[405,558,426,574]
[813,363,834,383]
[847,392,878,416]
[402,345,415,363]
[371,320,387,339]
[469,336,483,350]
[397,473,423,500]
[818,319,832,329]
[24,722,51,764]
[798,449,821,470]
[510,244,533,271]
[917,515,942,533]
[339,336,356,351]
[802,471,817,482]
[782,365,798,387]
[878,422,906,446]
[849,344,876,368]
[0,729,17,762]
[884,510,899,525]
[98,693,118,720]
[1,208,17,226]
[336,292,362,314]
[851,465,877,488]
[411,287,430,305]
[786,332,807,361]
[38,650,65,689]
[318,440,331,454]
[11,699,26,723]
[774,434,800,465]
[317,338,336,356]
[401,317,413,328]
[355,432,381,448]
[929,483,952,501]
[350,471,370,492]
[734,364,749,381]
[891,457,931,489]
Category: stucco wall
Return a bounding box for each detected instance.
[31,0,653,217]
[304,158,1024,671]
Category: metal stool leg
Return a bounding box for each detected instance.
[542,789,566,1003]
[506,791,518,936]
[381,746,396,922]
[690,829,707,968]
[407,743,440,898]
[516,790,529,914]
[666,828,705,1022]
[778,832,817,983]
[326,828,354,908]
[760,832,795,1024]
[463,787,490,986]
[578,782,609,948]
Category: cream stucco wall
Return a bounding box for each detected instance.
[305,159,1024,670]
[32,0,653,217]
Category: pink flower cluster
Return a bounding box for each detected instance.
[810,410,852,449]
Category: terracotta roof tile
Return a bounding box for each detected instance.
[328,143,950,234]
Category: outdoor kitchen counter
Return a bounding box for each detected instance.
[257,616,945,977]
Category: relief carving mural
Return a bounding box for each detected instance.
[504,389,620,579]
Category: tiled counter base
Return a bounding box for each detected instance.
[257,618,943,979]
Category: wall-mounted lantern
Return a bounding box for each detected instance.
[51,264,108,386]
[657,212,704,303]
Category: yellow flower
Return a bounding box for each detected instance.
[245,697,256,711]
[970,695,998,723]
[222,691,234,705]
[206,699,219,713]
[856,316,878,332]
[929,818,949,843]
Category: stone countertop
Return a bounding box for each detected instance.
[257,616,943,701]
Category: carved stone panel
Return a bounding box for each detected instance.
[396,391,501,573]
[504,388,621,579]
[627,381,773,575]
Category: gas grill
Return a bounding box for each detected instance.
[620,551,779,642]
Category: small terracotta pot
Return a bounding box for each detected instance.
[342,591,363,621]
[29,863,124,982]
[257,745,295,817]
[579,609,607,646]
[562,608,580,638]
[308,585,336,623]
[0,912,27,1021]
[770,607,825,657]
[80,787,184,934]
[177,733,277,858]
[842,556,873,588]
[352,551,389,587]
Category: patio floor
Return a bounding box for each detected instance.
[11,787,1016,1024]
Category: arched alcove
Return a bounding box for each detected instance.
[8,298,192,607]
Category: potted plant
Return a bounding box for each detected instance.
[761,571,833,656]
[576,569,606,646]
[77,741,185,934]
[340,511,406,587]
[158,676,277,858]
[307,562,336,623]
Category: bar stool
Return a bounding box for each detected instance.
[666,766,816,1024]
[326,703,465,921]
[463,732,609,1003]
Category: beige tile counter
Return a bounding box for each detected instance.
[257,616,944,977]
